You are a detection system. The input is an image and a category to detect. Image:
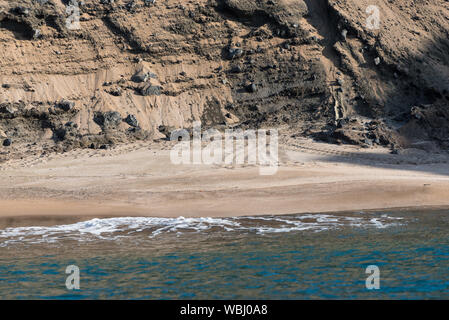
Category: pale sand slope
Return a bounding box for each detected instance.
[0,139,449,226]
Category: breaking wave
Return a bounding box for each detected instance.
[0,213,404,246]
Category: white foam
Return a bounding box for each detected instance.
[0,213,404,246]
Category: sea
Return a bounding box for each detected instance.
[0,209,448,299]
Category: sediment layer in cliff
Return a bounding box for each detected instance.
[0,0,448,161]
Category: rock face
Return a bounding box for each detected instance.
[0,0,448,158]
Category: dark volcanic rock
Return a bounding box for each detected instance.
[227,47,243,60]
[2,138,12,147]
[247,83,257,93]
[125,114,139,127]
[131,70,158,83]
[0,104,16,117]
[56,100,75,112]
[140,84,162,96]
[54,127,67,141]
[94,111,122,128]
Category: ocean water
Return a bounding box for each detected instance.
[0,209,448,299]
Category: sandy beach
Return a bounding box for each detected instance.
[0,0,447,229]
[1,138,449,228]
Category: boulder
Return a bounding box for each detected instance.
[108,86,122,96]
[247,83,257,93]
[227,47,243,60]
[125,114,139,127]
[56,100,75,112]
[54,128,67,141]
[140,84,161,96]
[2,138,12,147]
[94,111,122,128]
[131,70,158,83]
[230,65,242,73]
[0,104,16,117]
[104,111,122,127]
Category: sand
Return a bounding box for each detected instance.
[1,138,448,228]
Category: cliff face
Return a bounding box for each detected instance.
[0,0,448,159]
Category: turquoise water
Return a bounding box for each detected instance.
[0,210,448,299]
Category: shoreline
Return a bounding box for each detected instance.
[1,203,449,229]
[1,140,449,228]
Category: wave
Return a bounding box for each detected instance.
[0,213,404,246]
